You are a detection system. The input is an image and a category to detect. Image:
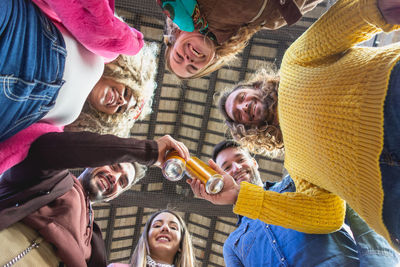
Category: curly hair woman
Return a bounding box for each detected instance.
[64,42,159,137]
[0,0,143,142]
[0,42,159,173]
[158,0,322,79]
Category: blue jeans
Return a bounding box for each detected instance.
[380,60,400,251]
[0,0,66,142]
[345,205,400,266]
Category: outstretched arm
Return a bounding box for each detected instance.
[284,0,400,65]
[1,132,189,188]
[26,132,189,171]
[27,131,159,170]
[235,179,346,234]
[188,159,345,234]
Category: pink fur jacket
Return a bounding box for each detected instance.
[32,0,144,61]
[0,123,63,174]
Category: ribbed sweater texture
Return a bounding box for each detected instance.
[234,0,400,247]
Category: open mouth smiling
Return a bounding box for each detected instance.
[156,235,171,242]
[233,170,250,183]
[104,88,121,107]
[97,172,112,192]
[188,43,205,58]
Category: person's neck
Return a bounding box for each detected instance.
[149,253,174,265]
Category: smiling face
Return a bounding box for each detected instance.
[224,87,270,127]
[88,77,137,115]
[215,146,262,186]
[168,31,215,78]
[148,212,182,264]
[79,163,135,202]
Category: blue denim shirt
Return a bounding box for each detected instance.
[223,176,399,266]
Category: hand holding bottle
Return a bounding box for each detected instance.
[162,150,224,194]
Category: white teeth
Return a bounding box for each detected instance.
[158,237,169,241]
[101,179,108,190]
[99,175,109,191]
[189,44,203,58]
[110,90,116,105]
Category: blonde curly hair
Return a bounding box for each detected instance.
[65,42,159,138]
[164,17,261,79]
[218,68,284,157]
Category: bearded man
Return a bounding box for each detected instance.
[0,131,189,267]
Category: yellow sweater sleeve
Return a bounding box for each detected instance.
[284,0,400,65]
[233,180,346,234]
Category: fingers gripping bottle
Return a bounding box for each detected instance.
[162,150,224,194]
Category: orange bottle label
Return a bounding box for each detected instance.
[164,151,222,188]
[186,162,208,184]
[165,150,186,164]
[187,157,218,183]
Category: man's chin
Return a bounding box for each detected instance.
[87,183,107,202]
[91,190,120,203]
[87,190,104,202]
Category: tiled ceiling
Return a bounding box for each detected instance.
[93,1,331,265]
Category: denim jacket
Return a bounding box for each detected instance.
[223,176,400,266]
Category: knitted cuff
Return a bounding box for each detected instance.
[233,182,264,219]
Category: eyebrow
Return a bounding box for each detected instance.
[221,153,243,169]
[172,54,195,76]
[186,65,196,75]
[153,220,179,226]
[221,159,229,169]
[117,164,131,187]
[173,54,180,64]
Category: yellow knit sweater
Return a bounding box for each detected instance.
[233,0,400,245]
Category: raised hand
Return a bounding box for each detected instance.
[186,159,240,205]
[155,135,190,167]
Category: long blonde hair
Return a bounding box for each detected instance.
[164,18,261,79]
[130,209,196,267]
